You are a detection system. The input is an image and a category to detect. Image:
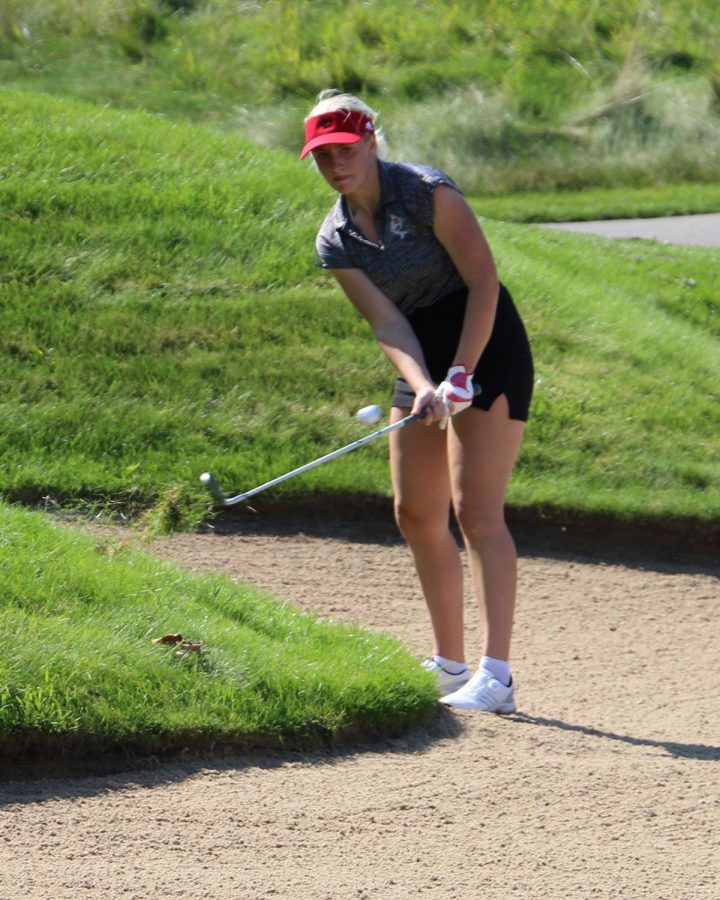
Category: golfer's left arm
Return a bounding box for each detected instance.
[433,185,500,371]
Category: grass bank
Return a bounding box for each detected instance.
[0,502,437,763]
[477,183,720,223]
[1,91,718,529]
[1,1,720,194]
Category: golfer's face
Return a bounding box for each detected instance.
[312,139,375,194]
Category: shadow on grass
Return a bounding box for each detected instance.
[509,713,720,762]
[0,704,464,798]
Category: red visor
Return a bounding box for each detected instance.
[300,110,374,159]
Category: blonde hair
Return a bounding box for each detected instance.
[306,89,387,157]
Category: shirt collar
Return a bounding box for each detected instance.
[377,159,398,205]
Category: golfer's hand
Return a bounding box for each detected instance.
[411,386,448,426]
[435,365,475,430]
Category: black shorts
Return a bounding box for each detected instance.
[392,283,534,422]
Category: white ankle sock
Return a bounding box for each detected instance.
[480,656,511,686]
[433,655,468,675]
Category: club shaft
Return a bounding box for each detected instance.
[220,412,421,506]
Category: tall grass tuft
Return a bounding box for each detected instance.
[387,70,720,194]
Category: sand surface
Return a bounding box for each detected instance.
[1,511,718,900]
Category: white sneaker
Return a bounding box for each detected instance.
[421,658,471,697]
[439,668,516,713]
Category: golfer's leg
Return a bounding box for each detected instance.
[449,397,525,662]
[389,408,465,662]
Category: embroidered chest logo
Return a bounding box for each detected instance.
[389,215,413,239]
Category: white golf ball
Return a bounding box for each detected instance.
[356,404,383,425]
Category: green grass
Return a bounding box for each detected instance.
[2,1,720,193]
[476,183,720,223]
[0,502,437,761]
[1,90,718,529]
[487,220,720,522]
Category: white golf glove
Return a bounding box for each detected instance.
[435,365,475,430]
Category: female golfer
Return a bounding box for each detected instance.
[300,91,533,712]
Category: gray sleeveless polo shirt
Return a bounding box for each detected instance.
[315,160,466,315]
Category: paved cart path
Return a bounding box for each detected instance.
[539,212,720,247]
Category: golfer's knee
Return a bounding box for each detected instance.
[394,500,443,544]
[454,501,506,547]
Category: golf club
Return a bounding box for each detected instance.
[200,411,423,507]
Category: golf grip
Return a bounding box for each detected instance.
[218,412,423,507]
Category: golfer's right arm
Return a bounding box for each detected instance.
[331,268,443,422]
